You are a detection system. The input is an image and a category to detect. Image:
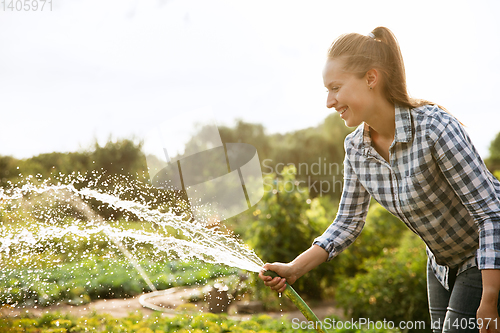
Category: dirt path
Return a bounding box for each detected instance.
[1,286,344,322]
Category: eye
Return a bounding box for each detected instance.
[326,85,340,93]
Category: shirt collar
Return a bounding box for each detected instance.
[393,104,413,143]
[362,104,413,154]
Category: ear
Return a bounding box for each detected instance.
[365,69,379,89]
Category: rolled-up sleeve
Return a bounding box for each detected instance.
[313,154,371,261]
[429,115,500,270]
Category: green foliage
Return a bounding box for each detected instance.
[246,167,317,263]
[0,155,20,187]
[0,139,162,220]
[245,166,334,301]
[1,138,147,185]
[0,312,401,333]
[335,231,430,331]
[181,115,353,200]
[265,113,353,199]
[0,258,239,307]
[327,203,430,331]
[90,139,147,176]
[332,202,408,278]
[486,131,500,172]
[219,120,272,159]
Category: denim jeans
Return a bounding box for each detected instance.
[427,261,500,332]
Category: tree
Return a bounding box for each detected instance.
[91,139,147,176]
[219,120,272,160]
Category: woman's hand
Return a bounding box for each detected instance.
[478,269,500,333]
[258,245,329,293]
[477,302,500,333]
[258,262,298,293]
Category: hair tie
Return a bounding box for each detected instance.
[367,32,375,39]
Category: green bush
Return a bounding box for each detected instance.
[245,166,335,301]
[332,202,408,278]
[335,231,430,331]
[0,311,401,332]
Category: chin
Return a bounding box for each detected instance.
[344,119,362,128]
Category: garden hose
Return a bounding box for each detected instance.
[263,270,327,333]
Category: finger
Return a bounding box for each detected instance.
[485,320,495,333]
[277,279,287,293]
[263,276,281,287]
[271,278,286,291]
[270,276,282,287]
[258,270,271,281]
[478,320,487,333]
[265,262,282,274]
[259,265,274,281]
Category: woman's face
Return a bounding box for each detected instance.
[323,58,373,128]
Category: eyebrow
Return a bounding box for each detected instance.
[325,80,342,88]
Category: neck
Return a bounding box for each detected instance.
[365,97,395,141]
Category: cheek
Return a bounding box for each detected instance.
[336,90,348,103]
[345,85,368,107]
[338,83,356,102]
[338,89,358,107]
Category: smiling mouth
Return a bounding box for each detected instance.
[337,106,348,115]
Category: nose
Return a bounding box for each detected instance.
[326,92,337,109]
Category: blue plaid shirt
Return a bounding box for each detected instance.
[314,104,500,290]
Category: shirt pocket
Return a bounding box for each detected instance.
[401,166,444,211]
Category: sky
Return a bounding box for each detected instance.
[0,0,499,160]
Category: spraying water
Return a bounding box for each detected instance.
[0,174,264,309]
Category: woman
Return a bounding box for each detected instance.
[259,27,500,333]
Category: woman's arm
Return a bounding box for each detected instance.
[258,151,371,293]
[430,113,500,271]
[258,245,329,293]
[478,269,500,333]
[428,112,500,332]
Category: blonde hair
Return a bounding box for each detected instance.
[327,27,436,110]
